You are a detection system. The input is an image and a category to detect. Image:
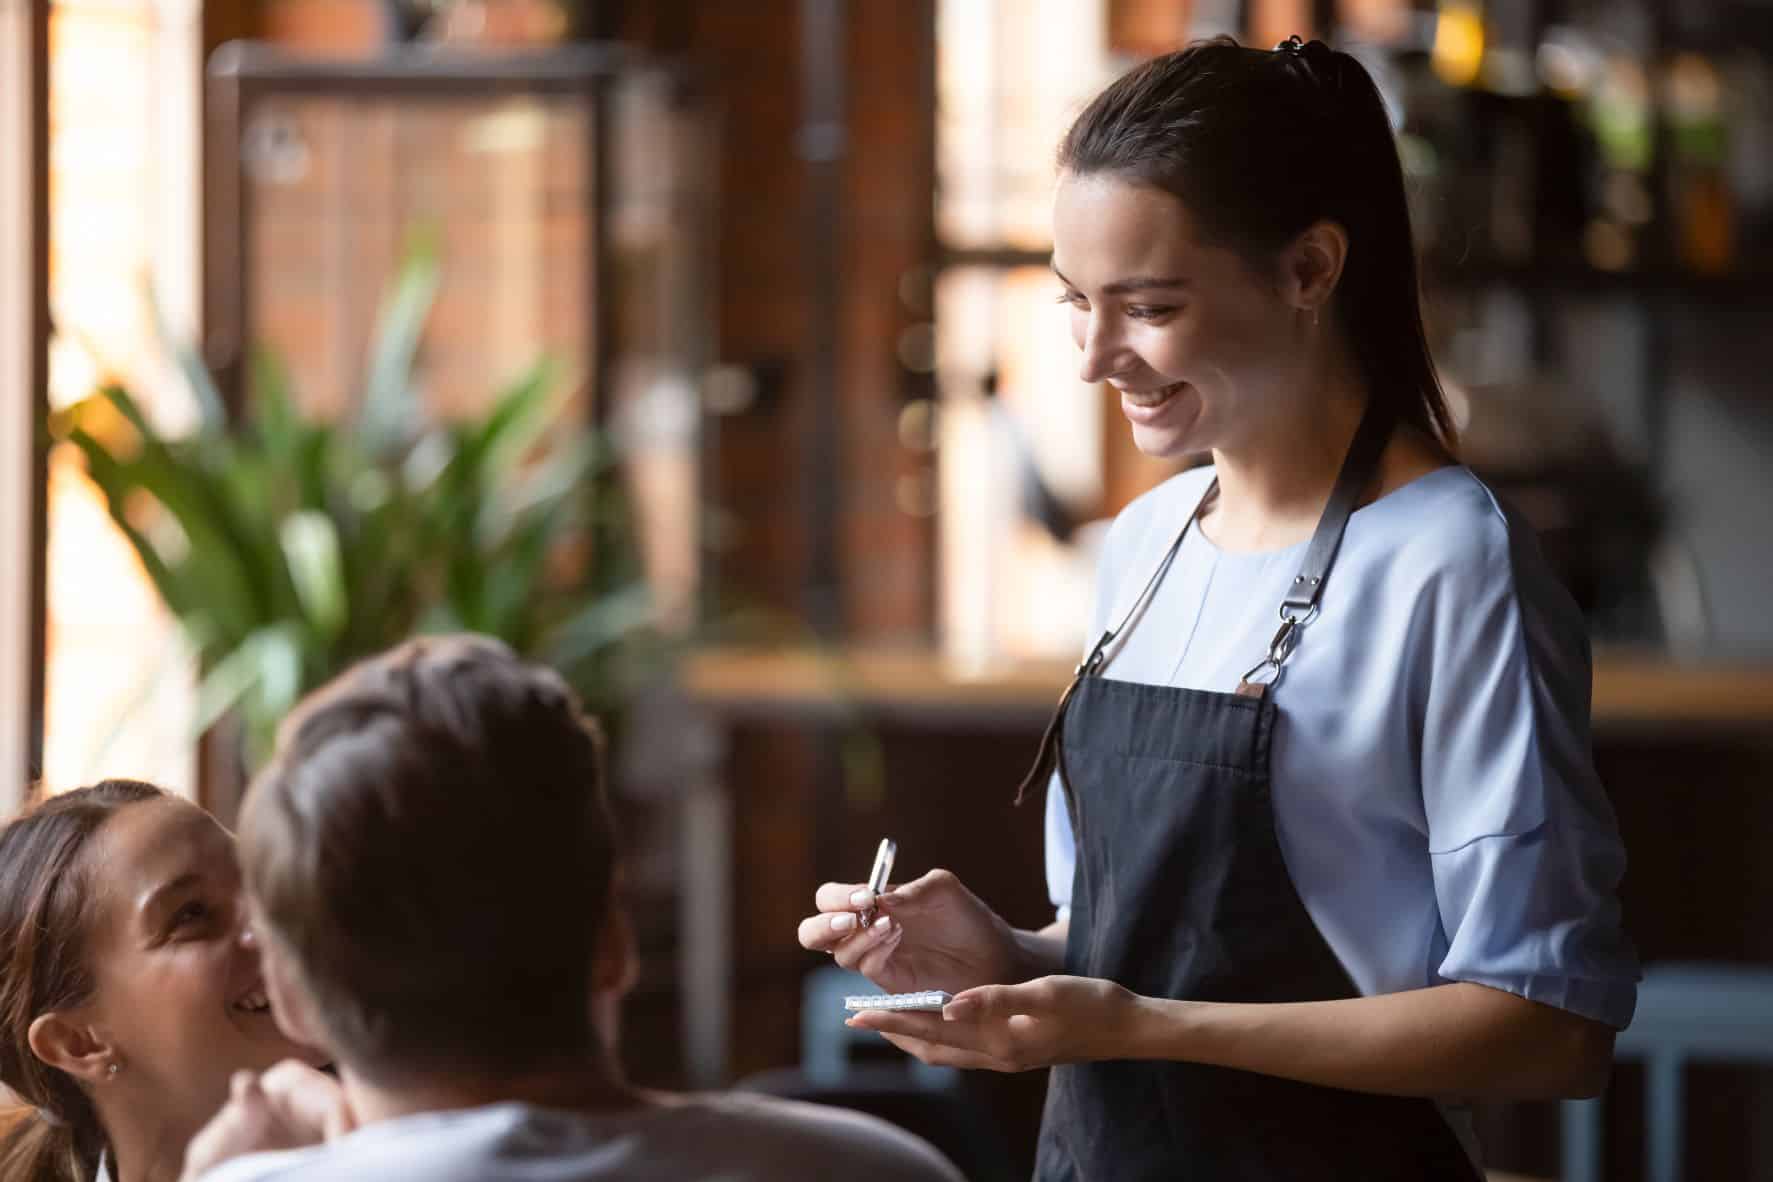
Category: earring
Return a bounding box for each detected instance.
[106,1062,119,1079]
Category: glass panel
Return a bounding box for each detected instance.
[935,0,1120,667]
[937,265,1103,667]
[936,0,1113,250]
[42,0,199,794]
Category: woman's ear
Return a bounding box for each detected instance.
[27,1010,114,1085]
[1284,219,1348,315]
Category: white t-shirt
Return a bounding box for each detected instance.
[197,1094,964,1182]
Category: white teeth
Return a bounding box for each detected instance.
[1122,382,1182,408]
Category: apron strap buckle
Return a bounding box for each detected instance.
[1238,612,1305,693]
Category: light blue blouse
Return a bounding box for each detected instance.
[1045,464,1639,1030]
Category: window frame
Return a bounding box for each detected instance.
[0,0,49,814]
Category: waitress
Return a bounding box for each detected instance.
[797,35,1639,1180]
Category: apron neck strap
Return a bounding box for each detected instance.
[1013,400,1394,803]
[1280,398,1394,621]
[1236,399,1394,695]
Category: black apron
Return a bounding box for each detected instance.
[1021,407,1483,1182]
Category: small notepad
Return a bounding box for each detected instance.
[843,990,953,1012]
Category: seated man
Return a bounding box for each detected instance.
[185,635,962,1182]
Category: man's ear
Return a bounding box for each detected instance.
[27,1011,114,1086]
[591,900,638,1001]
[258,933,329,1055]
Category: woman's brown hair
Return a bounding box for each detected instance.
[1059,36,1456,448]
[0,780,166,1182]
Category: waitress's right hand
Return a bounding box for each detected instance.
[797,868,1023,995]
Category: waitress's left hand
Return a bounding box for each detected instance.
[846,975,1143,1072]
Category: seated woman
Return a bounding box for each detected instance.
[0,780,325,1182]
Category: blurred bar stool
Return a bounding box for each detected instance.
[738,965,1020,1182]
[1561,962,1773,1182]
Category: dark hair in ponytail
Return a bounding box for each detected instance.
[1058,35,1456,448]
[1,780,167,1181]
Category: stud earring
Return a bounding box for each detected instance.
[106,1062,119,1079]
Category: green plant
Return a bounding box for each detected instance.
[55,234,664,769]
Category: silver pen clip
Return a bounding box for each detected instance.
[858,837,896,929]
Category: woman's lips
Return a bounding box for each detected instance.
[1119,381,1186,424]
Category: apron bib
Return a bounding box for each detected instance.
[1023,408,1483,1181]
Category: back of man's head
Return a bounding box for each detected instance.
[239,634,617,1084]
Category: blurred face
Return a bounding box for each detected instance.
[1052,172,1307,460]
[76,799,320,1131]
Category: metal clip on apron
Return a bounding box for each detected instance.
[1016,406,1481,1182]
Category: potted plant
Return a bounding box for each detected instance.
[54,234,666,784]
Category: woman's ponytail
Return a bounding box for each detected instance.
[0,1103,103,1181]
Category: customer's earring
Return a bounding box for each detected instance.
[106,1062,119,1079]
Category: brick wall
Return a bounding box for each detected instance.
[250,0,940,639]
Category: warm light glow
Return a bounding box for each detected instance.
[1431,2,1485,89]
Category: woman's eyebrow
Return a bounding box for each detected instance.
[1051,264,1190,295]
[139,871,202,919]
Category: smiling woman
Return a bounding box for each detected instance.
[0,781,321,1182]
[804,34,1637,1182]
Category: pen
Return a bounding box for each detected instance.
[858,837,896,929]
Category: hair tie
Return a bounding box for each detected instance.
[36,1106,68,1128]
[1274,34,1334,65]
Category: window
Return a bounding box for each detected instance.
[934,0,1135,667]
[41,0,203,794]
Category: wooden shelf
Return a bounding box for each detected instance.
[681,644,1773,733]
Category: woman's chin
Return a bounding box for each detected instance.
[1129,418,1203,460]
[1122,384,1203,459]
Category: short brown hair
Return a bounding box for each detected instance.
[240,635,617,1080]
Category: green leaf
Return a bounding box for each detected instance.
[192,623,307,769]
[80,388,277,641]
[546,582,656,670]
[280,510,348,642]
[359,226,442,457]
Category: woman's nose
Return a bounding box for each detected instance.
[1077,315,1127,385]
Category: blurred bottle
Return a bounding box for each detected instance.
[1583,53,1655,270]
[1664,52,1734,274]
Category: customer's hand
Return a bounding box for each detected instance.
[796,868,1025,994]
[180,1061,353,1180]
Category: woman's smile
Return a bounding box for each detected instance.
[1118,380,1190,426]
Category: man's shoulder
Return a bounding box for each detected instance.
[197,1095,962,1182]
[664,1092,964,1180]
